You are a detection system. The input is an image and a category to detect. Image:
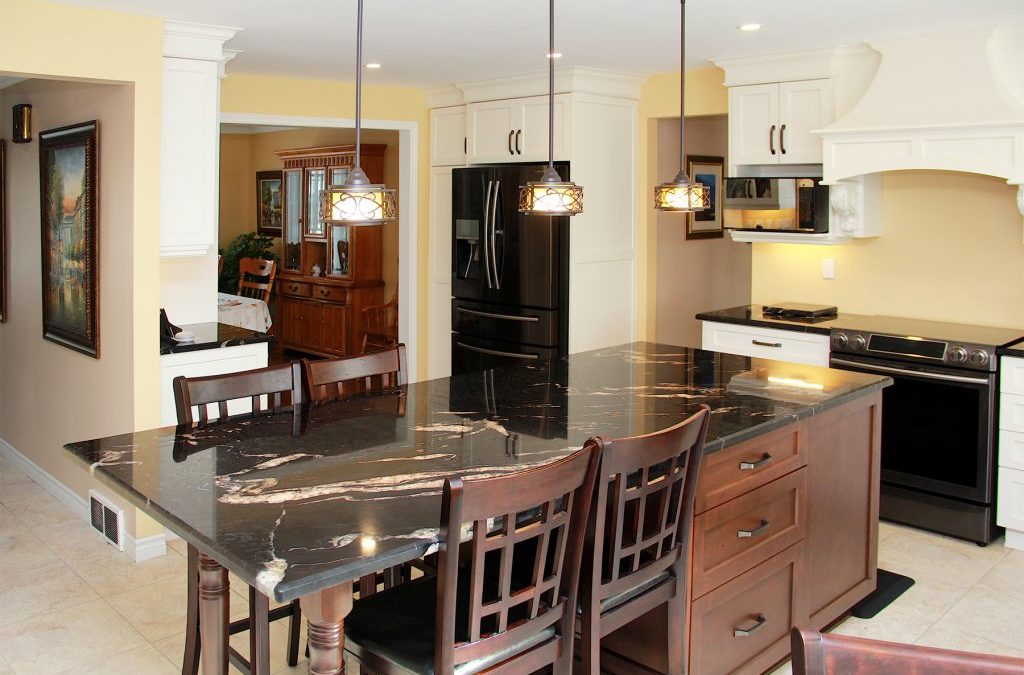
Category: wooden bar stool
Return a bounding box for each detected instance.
[172,362,305,675]
[342,443,602,675]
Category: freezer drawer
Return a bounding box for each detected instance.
[452,300,559,347]
[451,333,558,376]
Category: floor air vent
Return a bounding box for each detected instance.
[88,489,124,551]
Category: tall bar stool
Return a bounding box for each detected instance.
[172,362,305,675]
[577,405,711,675]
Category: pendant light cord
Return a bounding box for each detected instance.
[548,0,555,170]
[354,0,364,173]
[678,0,686,174]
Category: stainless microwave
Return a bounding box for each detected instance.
[723,178,829,234]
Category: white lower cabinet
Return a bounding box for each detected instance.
[701,321,830,367]
[999,356,1024,550]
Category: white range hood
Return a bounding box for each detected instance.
[817,28,1024,222]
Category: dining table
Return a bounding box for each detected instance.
[217,291,273,332]
[64,342,889,675]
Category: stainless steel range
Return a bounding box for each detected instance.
[828,317,1024,545]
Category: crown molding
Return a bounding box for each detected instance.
[164,20,240,61]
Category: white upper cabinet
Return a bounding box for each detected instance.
[429,106,466,167]
[467,94,569,164]
[728,79,832,169]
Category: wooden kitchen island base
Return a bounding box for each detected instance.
[602,392,882,675]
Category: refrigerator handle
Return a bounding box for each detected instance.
[482,180,493,289]
[490,180,501,289]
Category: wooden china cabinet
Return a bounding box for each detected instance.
[275,144,386,357]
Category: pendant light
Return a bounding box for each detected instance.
[321,0,396,225]
[518,0,583,216]
[654,0,710,213]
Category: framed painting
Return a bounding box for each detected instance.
[256,170,283,236]
[39,121,99,358]
[685,155,725,240]
[724,177,780,209]
[0,139,6,323]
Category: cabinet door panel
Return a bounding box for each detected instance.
[431,106,467,167]
[305,168,327,237]
[467,100,518,163]
[282,169,303,272]
[321,303,350,355]
[778,79,832,164]
[730,83,780,166]
[519,94,569,162]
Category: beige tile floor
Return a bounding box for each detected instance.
[2,455,1023,675]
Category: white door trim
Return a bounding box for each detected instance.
[219,112,420,380]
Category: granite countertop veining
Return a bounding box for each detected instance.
[66,342,889,602]
[161,322,275,355]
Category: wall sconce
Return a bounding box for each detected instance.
[12,104,32,144]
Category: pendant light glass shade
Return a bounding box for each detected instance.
[519,0,582,216]
[321,0,395,226]
[655,0,707,215]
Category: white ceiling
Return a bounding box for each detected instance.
[54,0,1024,88]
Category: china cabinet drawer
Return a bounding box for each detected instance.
[1001,393,1024,434]
[999,429,1024,471]
[1002,356,1024,396]
[693,469,807,598]
[701,321,830,366]
[280,280,311,298]
[312,284,348,303]
[997,466,1024,531]
[689,544,804,675]
[696,423,806,514]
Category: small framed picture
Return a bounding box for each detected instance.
[685,155,724,240]
[256,170,283,236]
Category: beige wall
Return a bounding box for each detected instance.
[638,68,730,342]
[655,115,751,347]
[218,127,401,302]
[751,170,1024,328]
[221,74,430,377]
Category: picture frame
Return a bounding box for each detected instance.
[685,154,725,240]
[724,177,780,209]
[0,139,6,323]
[39,121,99,358]
[256,170,283,236]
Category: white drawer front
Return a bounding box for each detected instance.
[1002,356,1024,396]
[700,321,830,367]
[1001,393,1024,434]
[997,466,1024,530]
[1000,429,1024,471]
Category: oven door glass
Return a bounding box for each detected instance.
[830,355,994,503]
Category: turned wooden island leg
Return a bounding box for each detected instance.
[198,552,230,675]
[301,584,355,675]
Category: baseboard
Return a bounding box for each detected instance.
[1005,529,1024,551]
[0,437,168,562]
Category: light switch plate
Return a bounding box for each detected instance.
[822,258,836,280]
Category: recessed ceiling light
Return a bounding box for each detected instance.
[366,62,382,69]
[546,52,563,59]
[738,23,761,32]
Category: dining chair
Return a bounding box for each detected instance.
[172,362,305,675]
[303,344,406,405]
[360,287,399,353]
[237,257,277,303]
[577,405,711,675]
[790,627,1024,674]
[343,443,602,675]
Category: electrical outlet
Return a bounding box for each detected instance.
[822,258,836,280]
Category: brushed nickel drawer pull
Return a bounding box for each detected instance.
[456,342,539,360]
[734,614,767,637]
[457,307,540,322]
[737,519,770,539]
[752,339,783,348]
[739,453,773,471]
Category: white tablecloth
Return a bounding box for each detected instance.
[217,292,272,332]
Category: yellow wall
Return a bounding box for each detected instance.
[218,127,401,303]
[751,170,1024,328]
[0,0,163,539]
[221,74,430,377]
[637,68,729,341]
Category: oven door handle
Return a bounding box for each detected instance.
[830,357,991,385]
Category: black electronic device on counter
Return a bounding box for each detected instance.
[762,302,838,318]
[159,309,181,350]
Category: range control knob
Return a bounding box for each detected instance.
[948,346,968,363]
[851,335,867,351]
[831,333,848,350]
[968,349,990,367]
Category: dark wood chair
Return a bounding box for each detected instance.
[360,287,398,353]
[172,362,305,675]
[303,344,406,405]
[343,443,602,675]
[236,257,277,303]
[791,628,1024,674]
[577,405,711,675]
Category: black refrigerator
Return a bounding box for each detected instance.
[451,162,570,375]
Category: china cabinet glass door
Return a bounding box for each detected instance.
[305,168,326,237]
[331,167,350,186]
[330,224,351,277]
[283,169,302,271]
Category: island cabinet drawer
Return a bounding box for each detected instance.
[1001,393,1024,434]
[696,423,807,514]
[689,543,805,675]
[280,280,311,298]
[692,468,807,599]
[311,284,348,304]
[701,321,830,367]
[999,430,1024,471]
[1002,356,1024,396]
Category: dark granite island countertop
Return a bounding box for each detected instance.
[160,322,274,355]
[65,342,889,603]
